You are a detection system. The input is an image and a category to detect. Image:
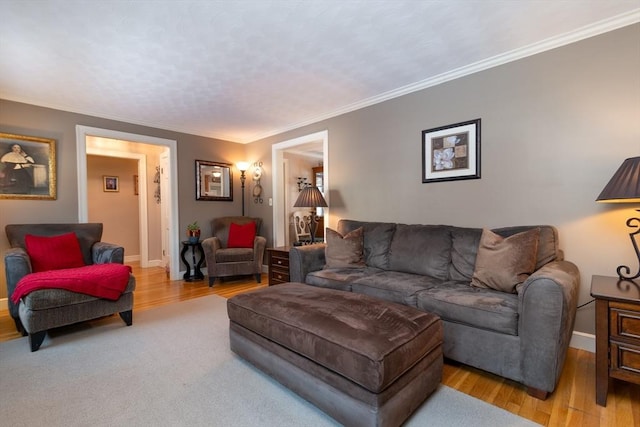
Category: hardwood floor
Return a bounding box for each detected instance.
[1,263,638,426]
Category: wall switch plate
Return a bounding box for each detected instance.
[268,198,273,206]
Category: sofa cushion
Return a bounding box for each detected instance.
[324,227,365,269]
[471,228,540,293]
[388,224,451,280]
[448,226,483,281]
[338,220,396,269]
[307,267,383,292]
[351,270,444,307]
[416,282,519,335]
[25,232,86,273]
[216,247,254,263]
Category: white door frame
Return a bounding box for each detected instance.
[75,125,181,280]
[271,130,328,247]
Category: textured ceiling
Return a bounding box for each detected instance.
[1,1,638,143]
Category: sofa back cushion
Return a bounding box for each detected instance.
[338,220,396,269]
[388,224,452,279]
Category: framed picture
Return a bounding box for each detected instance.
[422,119,481,183]
[103,175,119,192]
[133,174,139,195]
[196,160,233,201]
[0,132,56,200]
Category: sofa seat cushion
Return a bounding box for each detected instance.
[306,267,383,291]
[351,271,444,307]
[215,247,254,263]
[415,282,519,335]
[227,282,442,393]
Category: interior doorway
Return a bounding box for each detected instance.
[75,125,181,280]
[271,130,328,247]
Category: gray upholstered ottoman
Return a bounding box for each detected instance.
[227,282,443,427]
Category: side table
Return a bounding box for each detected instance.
[180,240,205,282]
[267,246,290,285]
[590,275,640,406]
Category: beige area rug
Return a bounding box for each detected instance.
[0,294,540,426]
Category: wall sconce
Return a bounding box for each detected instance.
[253,161,263,204]
[596,156,640,280]
[236,161,250,216]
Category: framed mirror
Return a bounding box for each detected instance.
[195,160,233,201]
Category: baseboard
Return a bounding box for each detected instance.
[569,331,595,353]
[124,255,140,263]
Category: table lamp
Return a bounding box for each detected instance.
[294,186,328,244]
[596,156,640,280]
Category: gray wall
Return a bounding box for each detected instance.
[248,24,640,335]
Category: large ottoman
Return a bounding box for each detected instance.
[227,282,443,427]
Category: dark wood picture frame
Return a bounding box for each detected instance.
[195,160,233,201]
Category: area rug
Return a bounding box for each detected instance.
[0,294,540,426]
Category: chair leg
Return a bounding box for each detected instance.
[119,310,133,326]
[29,331,46,352]
[209,277,215,287]
[13,317,27,336]
[255,273,261,283]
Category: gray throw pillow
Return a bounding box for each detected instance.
[324,227,365,269]
[471,227,540,293]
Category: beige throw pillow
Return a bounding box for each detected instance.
[471,228,540,293]
[324,227,366,269]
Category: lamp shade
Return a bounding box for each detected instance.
[294,186,328,208]
[236,161,250,172]
[596,156,640,203]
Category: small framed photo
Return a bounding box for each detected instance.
[0,132,56,200]
[422,119,481,183]
[133,174,139,195]
[103,175,119,192]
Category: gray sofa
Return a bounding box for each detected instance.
[289,219,580,399]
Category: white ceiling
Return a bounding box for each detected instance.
[1,1,638,143]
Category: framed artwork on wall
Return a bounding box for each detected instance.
[134,174,139,195]
[103,175,119,192]
[0,132,57,200]
[195,159,233,201]
[422,119,481,183]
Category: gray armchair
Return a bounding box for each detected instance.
[201,216,266,287]
[4,223,136,351]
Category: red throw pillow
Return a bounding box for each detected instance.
[227,222,256,248]
[25,232,86,272]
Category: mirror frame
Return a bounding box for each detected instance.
[195,160,233,201]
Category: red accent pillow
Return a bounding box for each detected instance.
[227,222,256,248]
[25,232,86,272]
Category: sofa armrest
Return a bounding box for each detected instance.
[4,247,32,318]
[518,260,580,394]
[92,242,124,264]
[201,237,222,264]
[253,236,267,267]
[289,244,326,282]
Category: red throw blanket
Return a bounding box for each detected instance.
[12,264,132,303]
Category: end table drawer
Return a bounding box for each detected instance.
[270,268,290,284]
[271,255,289,268]
[610,342,640,383]
[610,302,640,341]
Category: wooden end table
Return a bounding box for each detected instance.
[267,246,290,285]
[590,275,640,406]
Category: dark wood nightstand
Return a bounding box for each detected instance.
[267,246,290,285]
[590,275,640,406]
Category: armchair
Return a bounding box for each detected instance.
[4,223,136,351]
[201,216,266,287]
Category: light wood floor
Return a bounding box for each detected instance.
[1,263,638,426]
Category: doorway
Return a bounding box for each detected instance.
[271,130,328,247]
[75,125,181,280]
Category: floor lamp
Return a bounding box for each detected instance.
[237,162,249,216]
[294,186,328,244]
[596,156,640,281]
